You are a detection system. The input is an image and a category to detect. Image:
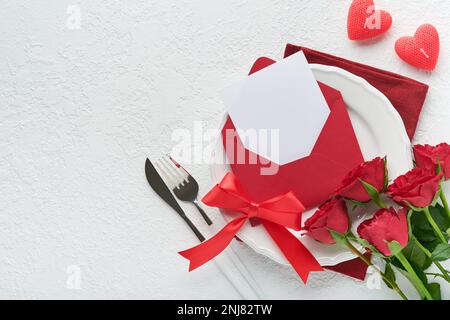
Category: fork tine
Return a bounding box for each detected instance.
[168,154,190,176]
[162,155,188,183]
[158,157,186,187]
[155,158,178,188]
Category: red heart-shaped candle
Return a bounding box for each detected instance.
[395,24,440,71]
[347,0,392,40]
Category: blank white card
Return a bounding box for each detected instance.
[223,51,331,165]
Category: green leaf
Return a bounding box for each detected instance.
[329,230,347,245]
[413,264,429,286]
[390,256,403,271]
[390,254,429,284]
[391,262,429,299]
[431,243,450,261]
[360,179,381,200]
[410,206,450,253]
[427,283,442,300]
[446,227,450,237]
[383,263,396,289]
[388,241,404,256]
[424,239,443,253]
[412,204,450,249]
[430,204,450,231]
[402,240,432,270]
[411,211,439,244]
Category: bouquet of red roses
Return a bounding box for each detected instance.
[303,143,450,300]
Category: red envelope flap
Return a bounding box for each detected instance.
[221,57,364,209]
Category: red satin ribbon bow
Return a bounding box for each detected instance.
[179,172,323,283]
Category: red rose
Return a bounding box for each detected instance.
[336,157,386,202]
[413,143,450,180]
[387,168,443,208]
[357,208,408,256]
[303,198,350,244]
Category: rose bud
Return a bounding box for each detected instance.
[303,198,350,244]
[387,167,443,208]
[413,143,450,180]
[336,157,386,202]
[357,208,408,256]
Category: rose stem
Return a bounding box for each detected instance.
[423,206,447,243]
[407,210,450,282]
[413,238,450,282]
[368,187,387,209]
[373,195,387,209]
[344,238,408,300]
[394,251,433,300]
[439,187,450,220]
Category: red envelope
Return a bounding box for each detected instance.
[222,56,364,209]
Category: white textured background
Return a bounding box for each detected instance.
[1,0,450,299]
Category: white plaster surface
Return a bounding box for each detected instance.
[0,0,449,299]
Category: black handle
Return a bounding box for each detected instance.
[181,215,205,242]
[194,201,213,226]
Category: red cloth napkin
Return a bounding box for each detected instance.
[284,45,429,140]
[326,252,372,280]
[279,45,428,280]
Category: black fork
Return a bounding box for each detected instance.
[156,155,213,225]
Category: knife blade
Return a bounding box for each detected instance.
[146,158,263,299]
[145,158,205,242]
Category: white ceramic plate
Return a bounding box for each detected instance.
[210,64,413,266]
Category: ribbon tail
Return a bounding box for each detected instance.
[262,221,323,283]
[179,217,247,271]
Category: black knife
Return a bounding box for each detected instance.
[145,158,205,242]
